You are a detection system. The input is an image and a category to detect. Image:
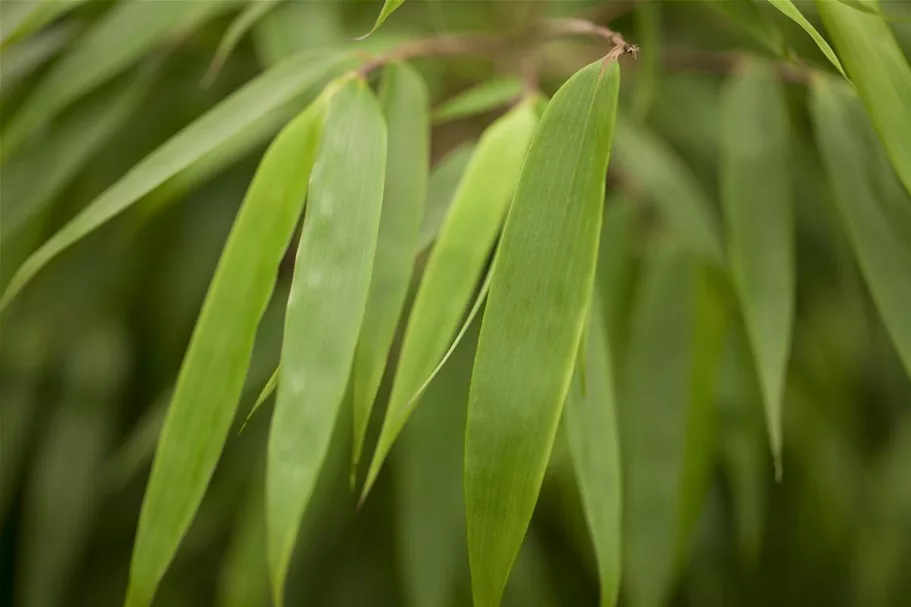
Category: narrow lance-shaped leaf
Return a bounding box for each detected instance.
[816,0,911,198]
[204,0,286,86]
[266,77,387,605]
[2,68,154,239]
[124,95,328,607]
[1,0,230,156]
[465,59,620,607]
[564,303,622,607]
[361,100,538,500]
[0,0,87,51]
[721,61,794,475]
[810,75,911,378]
[359,0,406,39]
[352,62,430,471]
[0,23,74,94]
[766,0,847,78]
[18,325,129,607]
[621,242,725,607]
[417,143,476,253]
[0,50,353,310]
[245,140,476,434]
[216,476,270,607]
[613,119,724,265]
[432,76,524,124]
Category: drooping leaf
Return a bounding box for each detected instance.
[266,77,387,605]
[18,324,129,607]
[699,0,786,55]
[564,305,622,607]
[2,68,154,239]
[360,0,406,39]
[432,76,524,124]
[595,196,638,360]
[396,317,479,607]
[810,75,911,377]
[216,476,270,607]
[621,241,725,607]
[417,142,475,253]
[816,0,911,197]
[0,23,74,94]
[1,0,230,156]
[0,0,88,51]
[361,100,537,500]
[125,95,328,607]
[767,0,847,78]
[613,119,724,265]
[720,60,794,474]
[204,0,286,86]
[0,50,353,310]
[464,59,620,607]
[352,62,430,470]
[632,1,661,119]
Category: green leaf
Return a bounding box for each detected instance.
[266,77,387,605]
[18,324,129,607]
[240,367,280,433]
[361,100,537,500]
[464,59,620,607]
[204,0,286,86]
[352,62,430,471]
[596,196,638,359]
[417,143,475,253]
[720,60,794,475]
[125,96,327,607]
[216,477,270,607]
[0,0,88,51]
[766,0,848,78]
[1,0,230,156]
[396,318,478,607]
[832,0,911,23]
[0,50,353,310]
[810,76,911,378]
[2,68,154,239]
[432,76,524,124]
[816,0,911,197]
[632,1,661,120]
[621,242,725,607]
[613,120,724,265]
[698,0,786,55]
[564,306,622,607]
[0,23,74,94]
[359,0,406,39]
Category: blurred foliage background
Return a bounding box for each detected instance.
[2,1,911,606]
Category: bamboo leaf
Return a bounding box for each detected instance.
[0,23,74,94]
[417,143,475,253]
[1,0,230,156]
[810,75,911,377]
[2,68,154,239]
[767,0,848,78]
[0,0,88,51]
[352,62,430,470]
[361,100,537,500]
[464,59,620,607]
[204,0,286,86]
[18,324,129,607]
[621,242,725,607]
[613,120,724,265]
[396,318,478,607]
[216,477,270,607]
[266,78,387,605]
[432,76,524,124]
[125,96,328,607]
[816,0,911,197]
[564,305,622,607]
[360,0,406,39]
[0,50,353,310]
[720,61,794,475]
[698,0,786,55]
[832,0,911,23]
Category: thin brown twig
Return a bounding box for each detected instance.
[355,18,638,78]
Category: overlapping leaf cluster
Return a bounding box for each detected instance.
[2,1,910,607]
